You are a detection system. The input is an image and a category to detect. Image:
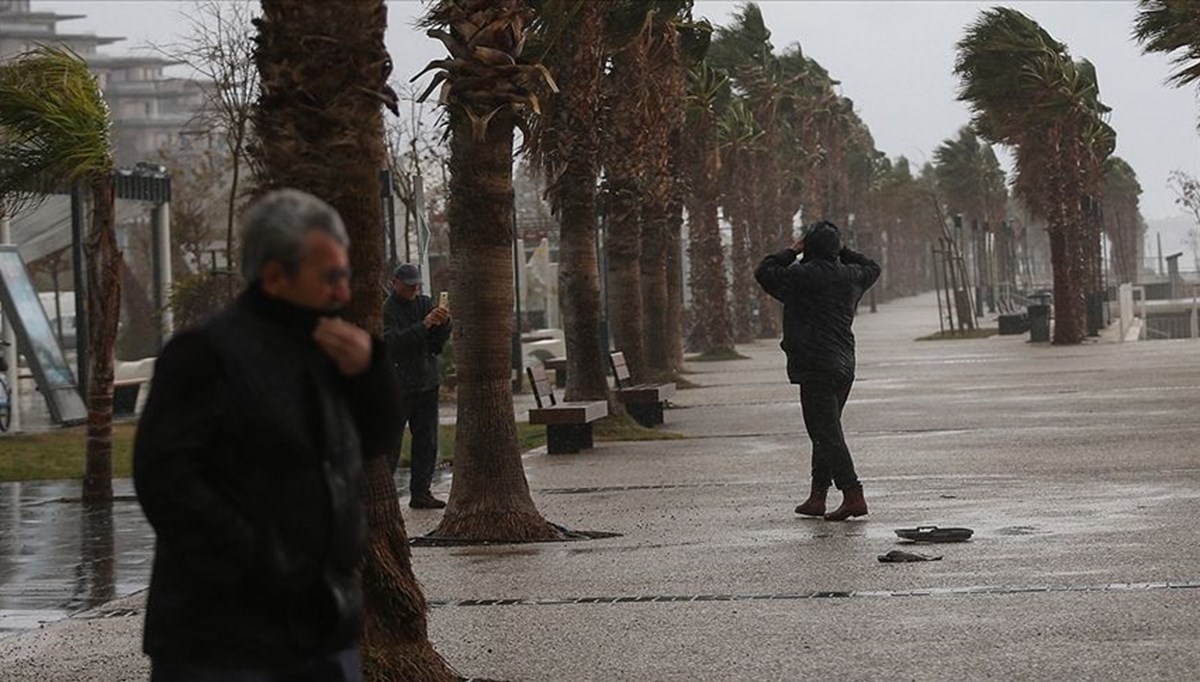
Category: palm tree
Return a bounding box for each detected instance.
[933,126,1009,309]
[955,8,1113,344]
[251,2,456,679]
[708,3,786,337]
[527,0,612,403]
[640,2,708,381]
[933,127,1007,231]
[718,97,763,343]
[417,0,566,543]
[639,4,686,382]
[1134,1,1200,90]
[683,62,735,356]
[600,4,652,378]
[1101,157,1144,285]
[0,46,119,505]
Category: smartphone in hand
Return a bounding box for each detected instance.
[438,291,449,311]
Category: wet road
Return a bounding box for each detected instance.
[0,481,153,637]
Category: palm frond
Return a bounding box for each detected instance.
[0,45,113,214]
[1133,0,1200,87]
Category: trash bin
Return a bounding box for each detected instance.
[1027,303,1050,342]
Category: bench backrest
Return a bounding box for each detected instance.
[527,364,557,408]
[609,351,632,388]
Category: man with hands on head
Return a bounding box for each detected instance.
[755,220,881,522]
[133,189,399,682]
[383,263,451,509]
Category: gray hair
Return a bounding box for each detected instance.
[239,189,349,281]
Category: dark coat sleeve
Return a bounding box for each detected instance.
[754,248,800,302]
[133,330,256,585]
[838,247,882,290]
[428,317,451,355]
[343,336,401,459]
[755,248,826,303]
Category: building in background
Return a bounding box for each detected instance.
[0,0,205,165]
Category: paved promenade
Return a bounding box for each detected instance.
[1,292,1198,681]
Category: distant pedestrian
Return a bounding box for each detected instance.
[133,189,399,681]
[755,220,881,520]
[383,263,451,509]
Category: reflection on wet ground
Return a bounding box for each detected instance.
[0,480,154,638]
[0,468,438,638]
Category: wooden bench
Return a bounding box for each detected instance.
[543,356,568,388]
[608,351,674,427]
[526,364,607,454]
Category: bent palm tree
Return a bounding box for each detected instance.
[956,8,1113,343]
[1134,0,1200,90]
[252,2,456,679]
[1101,157,1144,286]
[417,0,566,542]
[0,46,119,504]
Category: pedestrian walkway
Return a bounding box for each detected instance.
[1,292,1199,681]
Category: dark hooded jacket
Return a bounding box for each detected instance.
[133,285,399,667]
[755,222,881,383]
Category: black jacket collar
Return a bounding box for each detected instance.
[239,282,324,338]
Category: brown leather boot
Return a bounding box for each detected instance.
[794,486,828,516]
[824,486,867,521]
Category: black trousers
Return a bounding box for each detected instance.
[798,374,859,491]
[390,388,440,494]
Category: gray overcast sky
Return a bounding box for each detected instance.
[35,0,1200,222]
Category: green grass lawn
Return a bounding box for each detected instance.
[0,415,672,482]
[916,328,999,341]
[0,423,137,481]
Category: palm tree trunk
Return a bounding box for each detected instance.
[665,169,685,375]
[82,174,118,504]
[550,0,610,403]
[640,201,670,381]
[1049,220,1087,344]
[605,180,645,377]
[558,172,610,402]
[754,150,781,338]
[253,3,456,678]
[359,455,453,681]
[730,164,755,343]
[430,105,559,542]
[686,112,734,355]
[603,37,649,379]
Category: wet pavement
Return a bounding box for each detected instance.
[1,292,1199,681]
[0,482,152,638]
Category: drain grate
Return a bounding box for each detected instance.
[542,482,744,495]
[428,580,1200,608]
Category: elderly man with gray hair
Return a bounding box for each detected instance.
[133,189,399,681]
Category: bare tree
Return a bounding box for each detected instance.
[155,0,258,271]
[382,84,448,265]
[1168,170,1200,271]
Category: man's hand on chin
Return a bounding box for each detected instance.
[314,317,372,376]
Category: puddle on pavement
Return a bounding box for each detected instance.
[0,480,155,635]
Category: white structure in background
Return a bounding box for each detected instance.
[525,237,559,329]
[1118,283,1145,342]
[1,214,19,432]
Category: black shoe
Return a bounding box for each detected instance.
[409,493,447,509]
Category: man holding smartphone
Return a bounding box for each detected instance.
[383,263,452,509]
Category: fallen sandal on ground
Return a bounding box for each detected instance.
[877,549,942,563]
